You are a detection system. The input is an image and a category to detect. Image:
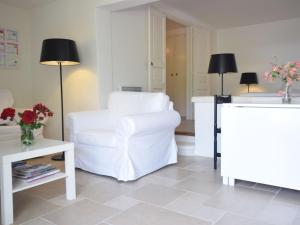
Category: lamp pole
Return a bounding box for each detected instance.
[220,73,224,96]
[59,62,64,141]
[51,62,65,161]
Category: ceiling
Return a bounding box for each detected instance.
[1,0,299,28]
[0,0,55,9]
[158,0,300,28]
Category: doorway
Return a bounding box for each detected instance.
[166,19,187,118]
[166,19,194,136]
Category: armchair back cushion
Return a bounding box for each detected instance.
[108,91,169,115]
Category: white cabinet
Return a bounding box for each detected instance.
[221,103,300,190]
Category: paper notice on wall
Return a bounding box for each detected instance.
[5,29,17,42]
[0,29,4,42]
[0,42,5,67]
[6,43,18,54]
[0,42,5,53]
[0,28,19,69]
[0,55,5,66]
[6,54,18,67]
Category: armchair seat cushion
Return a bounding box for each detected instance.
[77,129,117,147]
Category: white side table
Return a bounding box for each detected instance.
[0,138,76,225]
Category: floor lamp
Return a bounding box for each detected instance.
[208,53,238,96]
[40,38,80,161]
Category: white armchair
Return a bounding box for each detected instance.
[68,91,181,181]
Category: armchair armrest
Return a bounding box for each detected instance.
[119,110,181,136]
[67,110,118,134]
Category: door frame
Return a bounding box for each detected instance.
[96,0,209,118]
[186,26,193,119]
[148,7,167,92]
[96,0,159,107]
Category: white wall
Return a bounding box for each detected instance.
[111,7,148,91]
[30,0,108,139]
[0,0,155,139]
[215,18,300,96]
[0,3,32,107]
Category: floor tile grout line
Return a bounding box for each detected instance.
[163,200,226,225]
[148,201,213,224]
[38,198,89,221]
[162,191,190,207]
[200,184,280,225]
[101,207,129,224]
[39,216,58,225]
[16,196,67,225]
[99,193,215,224]
[18,216,57,225]
[119,197,214,224]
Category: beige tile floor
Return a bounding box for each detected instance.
[9,156,300,225]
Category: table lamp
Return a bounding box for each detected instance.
[208,53,238,96]
[240,72,258,93]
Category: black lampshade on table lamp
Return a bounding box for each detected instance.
[40,38,80,161]
[208,53,238,96]
[240,72,258,93]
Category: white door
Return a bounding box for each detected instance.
[166,33,187,116]
[148,7,166,92]
[192,27,211,96]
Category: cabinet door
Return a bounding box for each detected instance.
[192,27,211,96]
[174,34,187,116]
[166,33,187,116]
[148,7,166,92]
[166,36,175,98]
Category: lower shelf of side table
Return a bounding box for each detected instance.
[12,172,67,193]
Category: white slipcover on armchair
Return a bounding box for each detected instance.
[68,91,181,181]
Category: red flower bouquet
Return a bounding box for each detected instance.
[0,103,53,145]
[0,107,16,121]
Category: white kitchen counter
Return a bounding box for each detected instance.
[192,96,300,157]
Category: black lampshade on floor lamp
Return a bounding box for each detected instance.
[240,72,258,93]
[208,53,238,96]
[40,38,80,161]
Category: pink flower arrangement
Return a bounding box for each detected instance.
[263,60,300,86]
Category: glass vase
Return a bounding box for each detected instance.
[21,126,34,146]
[282,83,291,104]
